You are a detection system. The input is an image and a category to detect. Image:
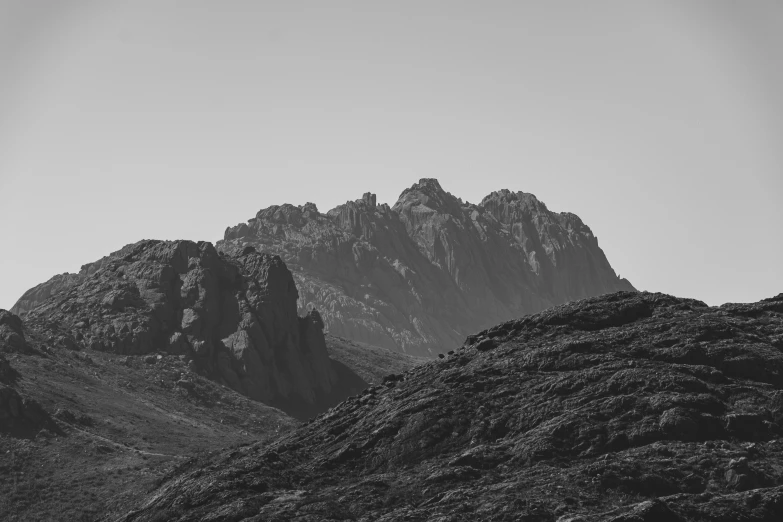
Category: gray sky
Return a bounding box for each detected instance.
[1,1,781,309]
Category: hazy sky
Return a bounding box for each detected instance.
[1,1,781,309]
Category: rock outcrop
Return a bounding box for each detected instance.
[0,310,25,384]
[118,291,783,521]
[0,354,14,385]
[0,305,304,521]
[0,309,59,436]
[220,179,635,356]
[20,240,366,419]
[0,383,58,438]
[1,309,34,354]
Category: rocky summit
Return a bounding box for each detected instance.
[18,240,366,419]
[220,178,634,357]
[118,291,783,521]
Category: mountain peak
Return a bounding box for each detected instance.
[480,189,545,210]
[361,192,376,210]
[392,178,461,215]
[404,178,448,199]
[413,177,444,191]
[219,179,635,355]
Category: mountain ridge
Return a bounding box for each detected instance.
[12,180,633,359]
[220,178,634,356]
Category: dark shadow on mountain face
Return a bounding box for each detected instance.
[269,359,369,421]
[0,385,64,440]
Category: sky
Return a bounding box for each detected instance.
[1,1,781,309]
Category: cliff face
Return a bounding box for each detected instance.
[220,178,634,357]
[20,240,365,419]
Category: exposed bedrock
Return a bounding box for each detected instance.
[20,240,366,419]
[220,178,635,356]
[116,291,783,521]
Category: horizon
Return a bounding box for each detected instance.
[2,1,782,309]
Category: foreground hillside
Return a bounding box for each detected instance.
[119,291,783,521]
[220,179,634,356]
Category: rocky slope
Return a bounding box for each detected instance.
[118,291,783,521]
[0,310,425,520]
[0,305,299,521]
[220,179,635,357]
[0,310,60,439]
[11,243,139,317]
[18,240,367,419]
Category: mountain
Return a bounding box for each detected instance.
[11,179,633,358]
[15,239,367,419]
[219,178,635,357]
[1,240,427,520]
[117,291,783,521]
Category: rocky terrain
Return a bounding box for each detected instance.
[1,301,298,521]
[17,239,371,420]
[0,242,424,520]
[1,239,413,519]
[12,180,633,359]
[220,179,635,356]
[11,244,136,317]
[117,291,783,521]
[0,310,61,439]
